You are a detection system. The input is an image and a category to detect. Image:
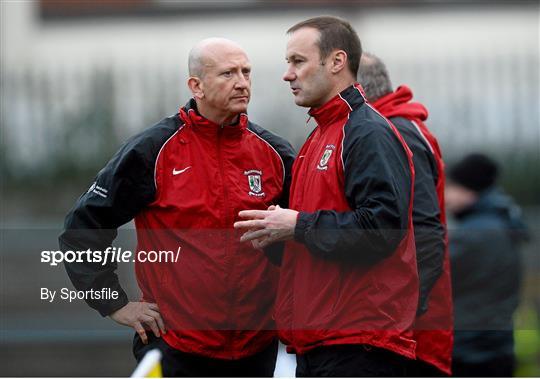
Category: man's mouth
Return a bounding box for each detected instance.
[291,88,300,95]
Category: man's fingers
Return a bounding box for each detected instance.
[147,303,159,312]
[145,309,166,334]
[240,228,271,242]
[234,219,266,230]
[258,237,274,249]
[251,239,262,250]
[253,235,276,249]
[155,313,166,334]
[141,315,160,338]
[251,237,268,250]
[238,210,271,220]
[134,322,148,344]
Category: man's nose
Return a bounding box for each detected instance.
[235,74,250,89]
[283,68,295,82]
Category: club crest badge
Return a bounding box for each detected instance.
[317,145,336,171]
[244,169,265,197]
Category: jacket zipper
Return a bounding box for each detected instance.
[217,124,237,358]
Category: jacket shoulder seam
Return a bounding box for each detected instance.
[153,124,184,192]
[245,126,286,186]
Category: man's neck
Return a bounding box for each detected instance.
[196,103,239,126]
[333,78,357,99]
[318,78,356,108]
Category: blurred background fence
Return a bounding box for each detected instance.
[1,0,539,376]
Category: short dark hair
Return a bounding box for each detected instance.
[287,16,362,79]
[358,52,393,102]
[449,153,500,193]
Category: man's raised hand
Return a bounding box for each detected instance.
[234,205,298,248]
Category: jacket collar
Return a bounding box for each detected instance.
[308,83,365,127]
[178,98,248,134]
[372,85,428,121]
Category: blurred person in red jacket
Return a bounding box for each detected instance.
[235,16,418,377]
[59,38,295,377]
[359,52,453,376]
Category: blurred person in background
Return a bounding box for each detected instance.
[235,16,418,376]
[358,52,453,377]
[446,153,529,377]
[59,38,295,377]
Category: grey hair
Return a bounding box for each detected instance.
[188,44,205,78]
[358,52,393,102]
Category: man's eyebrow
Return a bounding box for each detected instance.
[218,64,251,71]
[286,53,305,61]
[217,65,235,72]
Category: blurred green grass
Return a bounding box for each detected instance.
[515,305,540,376]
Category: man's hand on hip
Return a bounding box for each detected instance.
[109,301,166,344]
[234,205,298,248]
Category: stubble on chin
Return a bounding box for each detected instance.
[293,95,310,108]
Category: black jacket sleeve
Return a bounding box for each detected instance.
[58,118,179,316]
[391,117,445,315]
[295,113,412,265]
[248,122,296,265]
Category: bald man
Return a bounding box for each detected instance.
[60,38,295,377]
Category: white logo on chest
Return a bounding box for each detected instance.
[244,169,265,197]
[317,145,336,171]
[172,166,191,175]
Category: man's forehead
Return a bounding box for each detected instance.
[286,28,320,57]
[193,38,250,71]
[204,52,251,69]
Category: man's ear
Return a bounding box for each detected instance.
[187,77,204,99]
[330,50,348,75]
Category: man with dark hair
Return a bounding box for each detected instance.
[59,38,295,377]
[235,16,418,376]
[286,16,362,79]
[359,52,453,376]
[446,153,527,377]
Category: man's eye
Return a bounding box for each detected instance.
[222,71,232,77]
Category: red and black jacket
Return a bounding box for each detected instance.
[275,84,419,358]
[59,99,296,359]
[373,85,453,374]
